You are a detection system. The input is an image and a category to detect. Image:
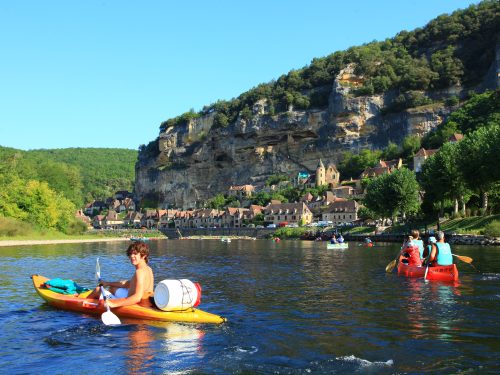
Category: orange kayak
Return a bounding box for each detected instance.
[397,257,459,282]
[31,274,226,324]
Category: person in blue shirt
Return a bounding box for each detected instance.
[425,231,453,266]
[337,234,344,243]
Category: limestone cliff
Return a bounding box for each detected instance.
[136,62,470,209]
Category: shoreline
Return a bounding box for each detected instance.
[0,237,131,247]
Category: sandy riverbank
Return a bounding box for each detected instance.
[0,238,131,247]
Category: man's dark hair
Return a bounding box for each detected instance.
[127,241,150,263]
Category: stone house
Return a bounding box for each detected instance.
[315,159,340,188]
[75,210,92,229]
[228,185,255,199]
[448,133,463,143]
[103,210,124,229]
[124,211,143,228]
[222,207,248,228]
[413,148,439,172]
[158,209,178,229]
[92,214,105,228]
[173,210,193,228]
[263,202,313,226]
[321,200,359,226]
[191,209,223,228]
[360,158,402,179]
[141,210,159,229]
[307,191,337,211]
[332,186,355,199]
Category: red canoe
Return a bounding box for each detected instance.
[397,256,459,282]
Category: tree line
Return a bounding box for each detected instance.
[0,147,137,234]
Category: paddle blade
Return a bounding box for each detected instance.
[95,257,101,282]
[102,309,121,325]
[453,254,473,264]
[385,259,397,273]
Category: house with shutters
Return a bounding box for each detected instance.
[103,210,124,229]
[263,202,313,226]
[222,207,248,228]
[321,200,359,226]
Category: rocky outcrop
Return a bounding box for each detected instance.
[135,57,496,209]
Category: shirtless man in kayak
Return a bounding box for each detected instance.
[87,241,154,308]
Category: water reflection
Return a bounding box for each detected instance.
[123,321,206,374]
[403,278,462,341]
[125,325,155,375]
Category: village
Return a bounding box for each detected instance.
[77,141,450,231]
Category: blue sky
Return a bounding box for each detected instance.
[0,1,479,151]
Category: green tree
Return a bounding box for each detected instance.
[456,124,500,211]
[207,194,226,210]
[364,168,420,222]
[420,142,470,216]
[401,135,421,160]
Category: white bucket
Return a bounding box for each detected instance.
[154,279,201,311]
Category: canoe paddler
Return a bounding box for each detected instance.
[424,231,453,266]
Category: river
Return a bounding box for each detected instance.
[1,239,498,374]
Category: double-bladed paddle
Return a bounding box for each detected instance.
[95,257,121,326]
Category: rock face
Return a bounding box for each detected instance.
[134,62,483,209]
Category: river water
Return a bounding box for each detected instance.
[1,239,498,374]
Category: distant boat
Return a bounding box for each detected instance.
[221,237,231,243]
[130,237,149,242]
[327,242,348,250]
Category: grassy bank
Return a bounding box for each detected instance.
[272,215,500,239]
[0,217,166,241]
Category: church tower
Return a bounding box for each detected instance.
[316,159,325,187]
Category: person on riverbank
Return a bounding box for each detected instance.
[425,231,453,266]
[87,241,155,308]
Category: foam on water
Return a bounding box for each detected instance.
[336,355,394,368]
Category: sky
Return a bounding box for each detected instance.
[0,0,480,151]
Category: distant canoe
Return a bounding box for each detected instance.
[130,237,149,242]
[327,242,348,250]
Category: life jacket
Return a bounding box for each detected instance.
[403,242,422,266]
[435,242,453,266]
[413,239,424,259]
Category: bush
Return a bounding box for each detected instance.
[0,217,34,237]
[65,220,88,235]
[483,220,500,237]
